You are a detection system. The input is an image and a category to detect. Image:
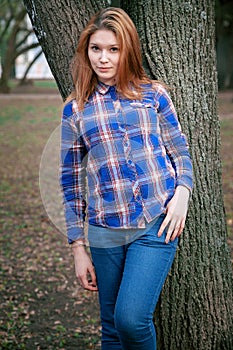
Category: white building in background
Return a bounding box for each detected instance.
[15,15,53,80]
[16,50,53,79]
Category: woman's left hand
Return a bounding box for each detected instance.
[158,185,190,244]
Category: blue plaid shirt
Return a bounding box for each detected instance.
[60,82,193,243]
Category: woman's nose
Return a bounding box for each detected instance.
[100,50,109,62]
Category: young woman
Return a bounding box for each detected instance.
[60,7,193,350]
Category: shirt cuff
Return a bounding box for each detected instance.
[176,175,193,196]
[67,226,85,244]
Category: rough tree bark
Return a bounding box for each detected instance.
[121,1,233,349]
[23,0,233,349]
[23,0,108,99]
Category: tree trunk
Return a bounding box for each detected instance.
[0,8,27,93]
[121,1,233,349]
[0,36,16,93]
[23,0,233,348]
[23,0,109,100]
[0,6,41,93]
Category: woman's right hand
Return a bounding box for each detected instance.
[72,245,98,291]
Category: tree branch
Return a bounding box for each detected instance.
[16,30,35,49]
[0,14,14,43]
[14,8,27,27]
[19,49,43,85]
[6,8,28,53]
[18,27,32,33]
[14,42,41,60]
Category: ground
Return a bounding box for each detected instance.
[0,82,232,349]
[0,83,101,350]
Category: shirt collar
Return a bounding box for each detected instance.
[96,81,116,95]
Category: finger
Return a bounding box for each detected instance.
[165,221,176,243]
[78,274,89,289]
[177,218,186,237]
[171,217,186,241]
[170,222,181,241]
[86,284,98,292]
[158,215,170,237]
[81,276,98,291]
[88,267,98,291]
[77,271,89,288]
[77,266,98,291]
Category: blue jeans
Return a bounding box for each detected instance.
[90,214,178,350]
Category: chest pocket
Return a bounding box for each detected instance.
[124,101,160,135]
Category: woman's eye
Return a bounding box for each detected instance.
[110,47,119,52]
[91,46,99,51]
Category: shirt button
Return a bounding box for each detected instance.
[125,142,129,147]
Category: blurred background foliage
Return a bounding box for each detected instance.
[216,0,233,89]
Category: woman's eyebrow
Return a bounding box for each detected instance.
[89,41,119,46]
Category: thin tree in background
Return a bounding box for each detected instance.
[0,0,41,92]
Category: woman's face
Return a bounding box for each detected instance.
[88,29,120,86]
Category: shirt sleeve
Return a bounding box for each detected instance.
[60,101,87,243]
[156,85,193,194]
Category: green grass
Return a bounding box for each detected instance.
[0,104,59,126]
[34,79,58,89]
[9,79,57,89]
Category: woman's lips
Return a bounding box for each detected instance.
[98,67,111,71]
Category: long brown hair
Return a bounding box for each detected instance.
[67,7,152,109]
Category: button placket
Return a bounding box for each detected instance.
[116,105,132,165]
[116,97,143,203]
